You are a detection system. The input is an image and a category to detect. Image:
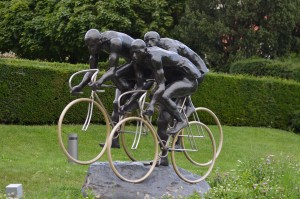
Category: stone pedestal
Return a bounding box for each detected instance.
[82,162,210,199]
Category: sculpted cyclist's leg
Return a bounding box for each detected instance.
[156,107,171,166]
[160,78,198,134]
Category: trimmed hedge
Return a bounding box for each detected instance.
[1,58,300,133]
[193,74,300,133]
[229,58,300,82]
[0,58,114,124]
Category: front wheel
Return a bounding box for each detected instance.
[107,116,159,183]
[57,98,111,165]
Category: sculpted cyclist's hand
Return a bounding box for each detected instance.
[71,85,82,95]
[89,81,101,91]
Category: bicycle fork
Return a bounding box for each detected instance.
[82,92,96,131]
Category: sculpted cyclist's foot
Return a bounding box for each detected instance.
[111,138,120,148]
[159,156,169,166]
[174,143,183,150]
[99,138,120,149]
[167,120,188,135]
[148,150,169,166]
[147,157,169,167]
[185,105,196,118]
[71,85,83,95]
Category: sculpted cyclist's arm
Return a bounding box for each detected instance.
[108,38,122,68]
[144,56,165,116]
[181,46,208,74]
[120,62,146,113]
[71,47,99,94]
[90,38,122,89]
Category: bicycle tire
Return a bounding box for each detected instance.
[58,98,111,165]
[120,107,159,161]
[189,107,223,159]
[107,116,159,183]
[171,121,216,183]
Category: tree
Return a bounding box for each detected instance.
[0,0,184,63]
[174,0,300,71]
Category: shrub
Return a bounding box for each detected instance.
[204,155,300,199]
[0,58,114,124]
[193,73,300,132]
[1,58,300,134]
[229,57,300,82]
[289,110,300,134]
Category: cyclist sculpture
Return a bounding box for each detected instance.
[127,39,202,165]
[72,29,137,148]
[144,31,209,148]
[144,31,208,115]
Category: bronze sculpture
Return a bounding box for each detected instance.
[129,39,201,165]
[73,29,208,165]
[72,29,136,148]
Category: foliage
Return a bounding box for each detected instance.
[192,73,300,133]
[0,0,184,63]
[204,155,300,199]
[174,0,300,72]
[0,58,114,125]
[1,58,300,134]
[229,56,300,82]
[289,110,300,134]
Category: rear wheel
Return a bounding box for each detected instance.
[188,107,223,159]
[171,121,216,183]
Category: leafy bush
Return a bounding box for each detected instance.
[0,58,114,124]
[193,73,300,133]
[1,58,300,134]
[204,155,300,198]
[229,57,300,82]
[175,0,300,71]
[0,0,184,63]
[289,110,300,134]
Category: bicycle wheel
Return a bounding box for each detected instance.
[58,98,111,165]
[171,121,216,183]
[107,116,159,183]
[120,108,159,161]
[188,107,223,159]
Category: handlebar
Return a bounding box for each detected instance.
[117,90,148,117]
[68,69,99,91]
[69,69,116,95]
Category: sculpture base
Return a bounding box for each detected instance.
[82,162,210,199]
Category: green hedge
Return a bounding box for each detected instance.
[229,58,300,82]
[193,74,300,132]
[1,58,300,133]
[0,58,114,124]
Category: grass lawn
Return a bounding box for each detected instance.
[0,125,299,198]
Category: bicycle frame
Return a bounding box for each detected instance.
[117,90,206,157]
[68,69,115,131]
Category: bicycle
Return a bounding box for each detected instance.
[57,69,114,165]
[181,96,223,161]
[106,90,218,184]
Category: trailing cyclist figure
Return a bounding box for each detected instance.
[130,39,201,166]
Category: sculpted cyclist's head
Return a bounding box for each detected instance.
[84,29,102,54]
[144,31,160,47]
[131,39,147,62]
